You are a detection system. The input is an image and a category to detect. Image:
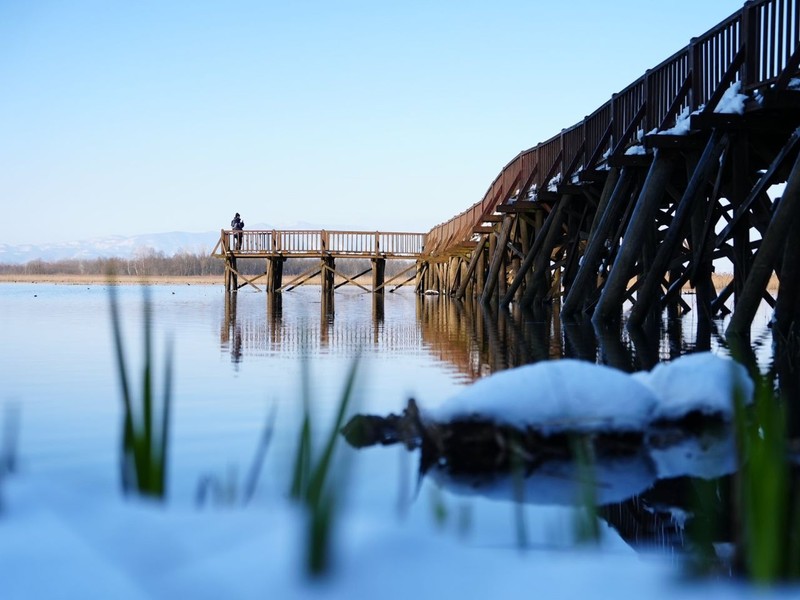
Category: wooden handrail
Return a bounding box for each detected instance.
[212,229,426,258]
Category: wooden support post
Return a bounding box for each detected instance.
[448,256,460,296]
[321,256,335,294]
[415,261,426,293]
[458,258,469,297]
[481,215,514,305]
[523,195,573,306]
[775,210,800,336]
[587,167,621,240]
[562,168,634,317]
[230,256,238,292]
[485,226,497,301]
[476,247,487,298]
[730,132,751,305]
[267,257,285,292]
[455,236,488,299]
[627,131,725,326]
[593,152,677,324]
[372,258,386,294]
[727,149,800,335]
[500,206,557,306]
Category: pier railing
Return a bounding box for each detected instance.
[212,229,426,259]
[424,0,800,257]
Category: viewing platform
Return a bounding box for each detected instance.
[211,229,426,293]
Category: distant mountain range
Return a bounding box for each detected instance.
[0,221,329,264]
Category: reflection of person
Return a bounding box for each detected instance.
[231,212,244,250]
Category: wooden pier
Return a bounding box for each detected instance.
[417,0,800,340]
[212,0,800,341]
[211,229,425,294]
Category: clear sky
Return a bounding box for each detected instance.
[1,0,747,245]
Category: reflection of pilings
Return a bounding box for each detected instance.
[320,290,335,347]
[593,321,635,373]
[220,295,419,359]
[627,321,660,372]
[479,302,507,373]
[512,303,554,364]
[372,293,384,344]
[267,292,282,330]
[563,318,598,362]
[222,291,243,364]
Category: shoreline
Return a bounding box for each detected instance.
[0,273,412,286]
[0,274,224,285]
[0,272,777,291]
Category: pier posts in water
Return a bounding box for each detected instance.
[266,257,285,292]
[372,258,386,294]
[593,152,676,323]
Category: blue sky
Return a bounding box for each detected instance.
[1,0,747,246]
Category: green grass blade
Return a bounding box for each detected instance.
[306,357,359,506]
[108,282,138,492]
[142,290,153,490]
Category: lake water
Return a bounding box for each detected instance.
[0,283,779,561]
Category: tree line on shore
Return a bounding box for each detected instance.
[0,250,415,278]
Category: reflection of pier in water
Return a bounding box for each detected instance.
[220,290,742,379]
[417,295,733,382]
[220,292,423,361]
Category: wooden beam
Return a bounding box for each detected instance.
[455,236,488,299]
[593,150,677,323]
[727,147,800,335]
[627,130,727,326]
[481,215,514,305]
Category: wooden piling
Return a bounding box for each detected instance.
[372,258,386,294]
[626,131,726,326]
[727,148,800,335]
[562,168,634,317]
[593,152,676,323]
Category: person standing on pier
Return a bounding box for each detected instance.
[231,212,244,250]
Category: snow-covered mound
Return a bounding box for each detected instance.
[424,359,659,435]
[633,352,754,422]
[423,353,752,434]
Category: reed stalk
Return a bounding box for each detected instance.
[108,284,172,499]
[289,357,359,576]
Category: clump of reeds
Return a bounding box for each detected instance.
[108,284,172,499]
[571,435,601,545]
[290,357,359,576]
[688,371,800,583]
[732,374,800,582]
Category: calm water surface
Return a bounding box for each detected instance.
[0,282,776,553]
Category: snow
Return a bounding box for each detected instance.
[2,474,793,600]
[0,353,783,599]
[547,173,562,192]
[423,359,660,434]
[625,144,647,156]
[423,353,750,433]
[658,105,695,136]
[633,352,753,421]
[714,81,748,114]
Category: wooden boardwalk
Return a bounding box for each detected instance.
[213,0,800,341]
[416,0,800,340]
